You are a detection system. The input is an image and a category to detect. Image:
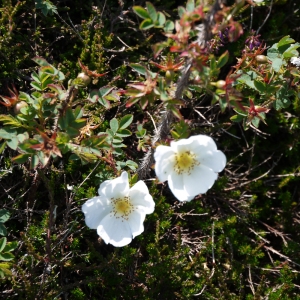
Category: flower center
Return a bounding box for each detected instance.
[111,196,133,220]
[174,151,199,175]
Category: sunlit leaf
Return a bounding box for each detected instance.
[140,18,154,30]
[146,2,157,22]
[0,237,6,252]
[110,118,119,134]
[119,114,133,130]
[217,51,229,68]
[133,6,150,19]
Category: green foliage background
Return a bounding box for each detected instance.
[1,0,300,299]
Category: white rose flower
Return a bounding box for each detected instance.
[154,135,226,202]
[82,172,155,247]
[291,57,300,67]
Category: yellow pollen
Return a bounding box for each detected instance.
[175,151,199,175]
[115,200,131,214]
[110,196,133,220]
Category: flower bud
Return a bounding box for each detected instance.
[215,80,226,89]
[255,55,268,64]
[13,101,28,114]
[77,72,91,86]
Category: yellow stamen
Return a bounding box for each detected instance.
[111,196,133,221]
[174,151,199,175]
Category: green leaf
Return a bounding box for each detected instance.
[0,237,6,252]
[133,6,150,19]
[0,115,24,128]
[0,127,17,139]
[116,129,131,137]
[0,252,14,261]
[88,89,111,109]
[0,142,6,154]
[217,51,229,68]
[146,2,157,22]
[12,154,31,164]
[0,263,12,278]
[32,56,50,67]
[119,114,133,129]
[130,63,148,76]
[164,20,174,32]
[7,137,18,150]
[0,210,9,225]
[81,135,108,148]
[126,160,138,171]
[31,81,42,91]
[35,0,57,16]
[230,114,245,122]
[237,71,257,90]
[0,224,7,236]
[186,0,195,12]
[136,128,146,138]
[110,118,119,134]
[277,35,295,48]
[140,18,154,30]
[274,84,292,110]
[31,154,40,169]
[19,92,32,103]
[31,71,41,83]
[254,80,266,93]
[178,6,186,18]
[3,241,17,252]
[271,57,283,72]
[251,117,260,128]
[106,129,115,138]
[219,97,228,112]
[40,65,57,76]
[282,44,300,58]
[156,12,166,27]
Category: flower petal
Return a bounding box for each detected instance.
[154,145,176,182]
[167,172,194,201]
[82,196,111,229]
[127,211,145,238]
[129,181,155,214]
[97,215,132,247]
[183,165,218,198]
[197,149,226,172]
[98,171,129,199]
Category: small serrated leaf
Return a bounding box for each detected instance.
[3,241,18,252]
[30,81,42,91]
[0,252,14,262]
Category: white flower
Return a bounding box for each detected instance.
[154,135,226,202]
[291,57,300,67]
[82,172,155,247]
